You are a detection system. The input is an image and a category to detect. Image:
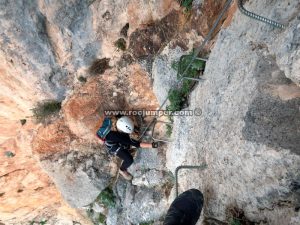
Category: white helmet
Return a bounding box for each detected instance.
[116,116,134,134]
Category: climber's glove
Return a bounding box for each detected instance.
[152,142,159,148]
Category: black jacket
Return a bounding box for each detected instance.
[104,131,140,154]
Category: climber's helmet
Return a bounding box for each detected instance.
[116,116,134,134]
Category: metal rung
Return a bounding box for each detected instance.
[175,164,208,197]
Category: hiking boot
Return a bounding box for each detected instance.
[164,189,203,225]
[119,169,133,181]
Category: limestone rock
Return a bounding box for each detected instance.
[167,1,300,224]
[107,180,169,225]
[152,45,187,105]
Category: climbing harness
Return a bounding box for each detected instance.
[237,0,285,29]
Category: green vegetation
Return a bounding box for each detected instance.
[166,51,206,135]
[167,89,183,112]
[5,151,15,158]
[86,207,107,225]
[178,0,194,12]
[166,124,173,137]
[230,218,242,225]
[171,52,206,78]
[114,38,127,51]
[98,213,106,224]
[29,220,48,225]
[97,187,116,208]
[20,119,27,125]
[78,76,87,83]
[32,100,61,123]
[89,58,110,75]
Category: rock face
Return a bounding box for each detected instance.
[151,0,235,105]
[105,148,172,225]
[0,0,175,223]
[2,0,299,225]
[0,120,91,224]
[167,0,300,224]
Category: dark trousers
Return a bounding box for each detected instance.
[116,148,133,171]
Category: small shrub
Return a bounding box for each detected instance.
[5,151,15,158]
[98,213,106,224]
[230,218,242,225]
[20,119,27,125]
[168,51,206,111]
[78,76,87,83]
[97,187,116,208]
[89,58,110,75]
[29,220,48,225]
[167,88,184,112]
[166,51,206,135]
[166,124,173,137]
[171,53,205,79]
[177,0,194,11]
[32,100,61,123]
[114,38,126,51]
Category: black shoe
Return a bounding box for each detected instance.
[164,189,204,225]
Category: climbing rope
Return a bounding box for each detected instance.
[237,0,285,29]
[175,164,207,197]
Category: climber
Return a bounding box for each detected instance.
[96,116,158,181]
[163,189,204,225]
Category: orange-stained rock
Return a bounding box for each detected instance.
[190,0,236,37]
[32,119,75,157]
[127,0,179,34]
[63,75,113,141]
[126,64,159,109]
[0,120,89,224]
[63,67,159,141]
[129,10,185,58]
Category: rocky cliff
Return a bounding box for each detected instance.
[0,0,178,224]
[1,0,299,225]
[167,1,300,225]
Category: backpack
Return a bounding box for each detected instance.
[96,117,112,140]
[96,117,120,156]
